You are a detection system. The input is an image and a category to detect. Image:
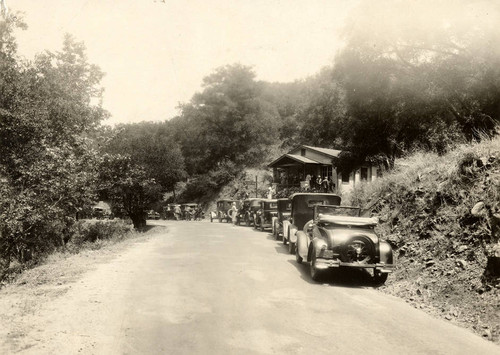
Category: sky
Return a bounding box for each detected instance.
[10,0,359,125]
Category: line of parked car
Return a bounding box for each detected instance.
[212,193,394,285]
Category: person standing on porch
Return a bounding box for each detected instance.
[321,176,329,192]
[305,174,311,190]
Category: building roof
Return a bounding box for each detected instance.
[268,153,320,168]
[301,146,342,158]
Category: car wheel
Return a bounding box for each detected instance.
[310,251,323,281]
[372,271,388,287]
[282,233,287,245]
[245,215,251,226]
[273,221,278,240]
[295,245,303,264]
[288,240,295,254]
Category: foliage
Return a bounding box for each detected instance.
[172,64,280,175]
[97,154,161,228]
[68,220,133,246]
[104,122,186,192]
[333,0,500,163]
[179,160,238,202]
[0,18,107,270]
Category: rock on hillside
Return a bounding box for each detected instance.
[346,135,500,344]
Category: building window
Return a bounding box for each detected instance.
[361,167,368,181]
[341,172,350,184]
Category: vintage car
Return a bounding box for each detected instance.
[215,199,237,223]
[295,204,394,284]
[283,193,341,255]
[164,204,180,220]
[272,198,292,240]
[92,206,113,219]
[254,199,278,231]
[182,203,199,221]
[147,209,160,220]
[236,198,262,226]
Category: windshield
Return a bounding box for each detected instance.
[316,205,361,217]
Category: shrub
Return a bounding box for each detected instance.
[68,220,133,247]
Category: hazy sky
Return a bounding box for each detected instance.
[10,0,359,125]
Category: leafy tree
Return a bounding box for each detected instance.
[174,64,280,174]
[0,19,107,268]
[97,154,161,229]
[333,0,500,165]
[105,122,186,193]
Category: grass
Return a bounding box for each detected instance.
[344,134,500,343]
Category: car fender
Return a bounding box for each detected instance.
[379,240,394,265]
[296,231,308,260]
[289,225,298,244]
[271,217,278,234]
[282,220,290,241]
[310,238,328,260]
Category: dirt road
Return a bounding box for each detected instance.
[3,220,499,354]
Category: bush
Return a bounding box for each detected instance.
[68,220,133,246]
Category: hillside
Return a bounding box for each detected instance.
[346,134,500,343]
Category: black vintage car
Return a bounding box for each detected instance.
[236,198,262,226]
[254,199,278,231]
[295,204,394,284]
[272,198,292,240]
[283,193,341,254]
[215,199,237,223]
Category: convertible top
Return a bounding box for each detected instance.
[317,214,379,227]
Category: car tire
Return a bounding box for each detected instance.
[288,240,295,254]
[310,250,323,281]
[259,223,265,232]
[372,271,388,287]
[245,215,251,227]
[295,245,303,264]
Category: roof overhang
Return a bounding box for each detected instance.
[268,154,321,168]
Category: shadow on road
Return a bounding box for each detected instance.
[273,244,290,255]
[287,259,376,288]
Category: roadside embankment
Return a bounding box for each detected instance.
[346,135,500,343]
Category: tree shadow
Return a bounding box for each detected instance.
[137,225,156,233]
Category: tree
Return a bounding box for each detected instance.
[174,64,280,174]
[0,19,108,268]
[97,154,161,229]
[333,0,500,164]
[105,122,186,193]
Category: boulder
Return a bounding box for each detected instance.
[471,201,485,216]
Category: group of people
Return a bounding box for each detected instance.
[305,174,335,192]
[172,204,204,221]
